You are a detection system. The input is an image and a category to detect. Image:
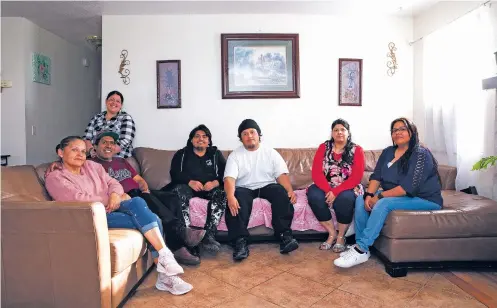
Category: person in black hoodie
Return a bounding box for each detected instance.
[162,125,227,253]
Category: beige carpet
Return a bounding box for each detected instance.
[125,242,489,307]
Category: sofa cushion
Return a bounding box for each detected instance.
[1,166,50,201]
[35,163,51,185]
[189,189,339,232]
[108,229,147,276]
[381,190,497,239]
[438,165,457,190]
[133,147,386,191]
[275,148,315,190]
[361,171,372,187]
[133,147,175,190]
[125,157,141,175]
[364,150,383,172]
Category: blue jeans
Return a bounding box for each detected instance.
[107,197,164,258]
[354,194,441,252]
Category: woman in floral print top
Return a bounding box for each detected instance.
[307,119,365,252]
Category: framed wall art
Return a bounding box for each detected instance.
[32,53,51,85]
[156,60,181,108]
[338,58,362,106]
[221,33,300,99]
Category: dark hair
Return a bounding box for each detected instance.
[57,136,85,152]
[390,117,441,182]
[390,117,418,174]
[187,124,213,147]
[106,90,124,104]
[329,118,355,165]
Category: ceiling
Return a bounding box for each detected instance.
[1,0,439,49]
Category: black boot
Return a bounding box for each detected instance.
[280,231,299,254]
[201,230,221,253]
[173,247,200,266]
[187,245,201,258]
[176,223,206,247]
[232,237,249,261]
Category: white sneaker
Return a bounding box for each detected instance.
[157,248,184,276]
[334,246,370,268]
[156,273,193,295]
[339,245,354,257]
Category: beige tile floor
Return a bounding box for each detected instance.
[125,242,487,308]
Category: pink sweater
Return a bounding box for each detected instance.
[45,160,124,205]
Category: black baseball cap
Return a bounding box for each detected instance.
[95,131,119,145]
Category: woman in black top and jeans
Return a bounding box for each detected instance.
[334,117,443,269]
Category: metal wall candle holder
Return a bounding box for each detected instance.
[119,49,130,85]
[387,42,398,76]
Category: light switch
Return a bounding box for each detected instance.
[1,80,13,88]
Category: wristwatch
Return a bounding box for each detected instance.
[363,192,374,200]
[378,192,384,199]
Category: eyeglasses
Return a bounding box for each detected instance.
[194,134,208,139]
[391,126,408,134]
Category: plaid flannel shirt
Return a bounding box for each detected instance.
[84,110,136,158]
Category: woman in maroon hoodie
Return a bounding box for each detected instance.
[45,135,192,295]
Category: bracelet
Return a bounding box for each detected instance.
[363,192,374,200]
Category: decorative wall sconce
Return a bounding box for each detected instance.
[119,49,130,85]
[387,42,398,76]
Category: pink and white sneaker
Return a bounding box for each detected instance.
[156,273,193,295]
[157,248,184,276]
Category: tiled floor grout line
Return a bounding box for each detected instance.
[404,281,429,304]
[244,269,335,308]
[244,272,287,307]
[334,288,384,306]
[310,286,338,307]
[334,269,426,307]
[129,245,493,308]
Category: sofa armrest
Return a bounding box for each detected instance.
[1,201,111,308]
[438,165,457,190]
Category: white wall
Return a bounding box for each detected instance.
[413,1,497,140]
[1,17,101,165]
[1,18,27,165]
[102,14,413,151]
[22,19,101,165]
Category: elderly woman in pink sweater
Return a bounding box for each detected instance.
[45,135,192,295]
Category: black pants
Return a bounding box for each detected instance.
[225,183,294,241]
[163,184,227,234]
[127,189,185,251]
[306,184,356,224]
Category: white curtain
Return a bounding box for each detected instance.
[422,5,496,199]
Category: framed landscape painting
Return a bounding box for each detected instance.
[338,58,362,106]
[221,33,300,99]
[157,60,181,108]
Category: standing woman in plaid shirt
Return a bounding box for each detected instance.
[84,90,136,158]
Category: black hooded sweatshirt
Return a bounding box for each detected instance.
[168,144,226,186]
